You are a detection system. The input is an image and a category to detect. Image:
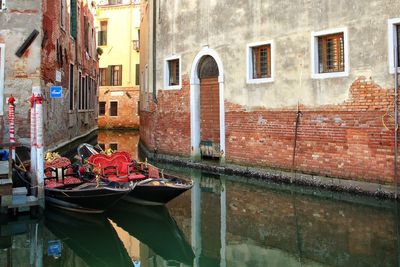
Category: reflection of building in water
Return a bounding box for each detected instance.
[166,171,400,267]
[97,130,140,160]
[109,219,141,262]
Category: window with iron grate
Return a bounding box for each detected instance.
[318,33,344,73]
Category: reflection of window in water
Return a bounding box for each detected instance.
[98,143,105,151]
[109,143,118,151]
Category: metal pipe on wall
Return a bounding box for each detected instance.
[395,42,399,199]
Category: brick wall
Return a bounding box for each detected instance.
[140,76,191,157]
[141,77,397,183]
[98,87,140,129]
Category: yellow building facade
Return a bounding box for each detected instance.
[96,0,140,129]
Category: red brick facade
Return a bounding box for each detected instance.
[98,87,140,129]
[141,77,396,184]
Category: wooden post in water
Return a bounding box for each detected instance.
[29,95,37,196]
[8,95,16,161]
[34,92,44,208]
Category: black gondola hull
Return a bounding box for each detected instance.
[124,184,191,205]
[45,185,130,213]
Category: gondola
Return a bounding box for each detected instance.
[14,162,132,213]
[107,202,194,265]
[78,143,193,205]
[45,181,132,213]
[45,208,133,267]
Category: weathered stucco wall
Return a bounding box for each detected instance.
[156,0,399,109]
[0,0,43,145]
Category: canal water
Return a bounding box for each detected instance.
[1,130,399,267]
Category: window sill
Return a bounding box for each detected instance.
[311,71,349,79]
[164,85,181,90]
[389,67,400,74]
[247,77,274,84]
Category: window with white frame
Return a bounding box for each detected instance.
[0,0,6,11]
[311,28,349,79]
[164,56,181,89]
[0,44,4,116]
[388,18,400,73]
[247,41,274,83]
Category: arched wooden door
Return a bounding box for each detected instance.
[199,56,220,158]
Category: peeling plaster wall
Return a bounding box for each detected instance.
[155,0,400,109]
[41,0,98,149]
[0,0,42,145]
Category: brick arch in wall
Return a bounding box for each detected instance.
[190,47,225,161]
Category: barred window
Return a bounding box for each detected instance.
[318,33,344,73]
[252,44,271,79]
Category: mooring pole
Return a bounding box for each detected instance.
[29,94,37,196]
[34,93,44,208]
[8,95,16,160]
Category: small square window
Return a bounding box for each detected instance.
[317,33,344,73]
[98,143,105,151]
[311,28,349,79]
[110,101,118,116]
[109,143,118,151]
[164,57,181,89]
[247,41,274,84]
[99,101,106,116]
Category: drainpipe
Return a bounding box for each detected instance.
[152,0,157,103]
[395,42,399,199]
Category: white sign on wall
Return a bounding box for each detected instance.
[55,70,62,82]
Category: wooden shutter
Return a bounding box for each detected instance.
[70,0,77,39]
[135,64,140,85]
[106,66,112,86]
[110,101,118,116]
[318,33,344,73]
[397,25,400,67]
[118,65,122,86]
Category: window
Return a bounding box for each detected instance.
[247,41,274,83]
[168,60,179,85]
[0,44,4,116]
[109,143,118,151]
[111,65,122,86]
[98,143,105,151]
[98,21,107,46]
[164,56,181,89]
[318,33,344,73]
[99,101,106,116]
[0,0,6,11]
[388,19,400,73]
[311,28,349,79]
[84,16,89,53]
[78,71,82,109]
[60,0,66,29]
[70,0,77,39]
[110,101,118,116]
[99,68,107,86]
[69,64,74,111]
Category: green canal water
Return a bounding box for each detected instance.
[1,130,399,267]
